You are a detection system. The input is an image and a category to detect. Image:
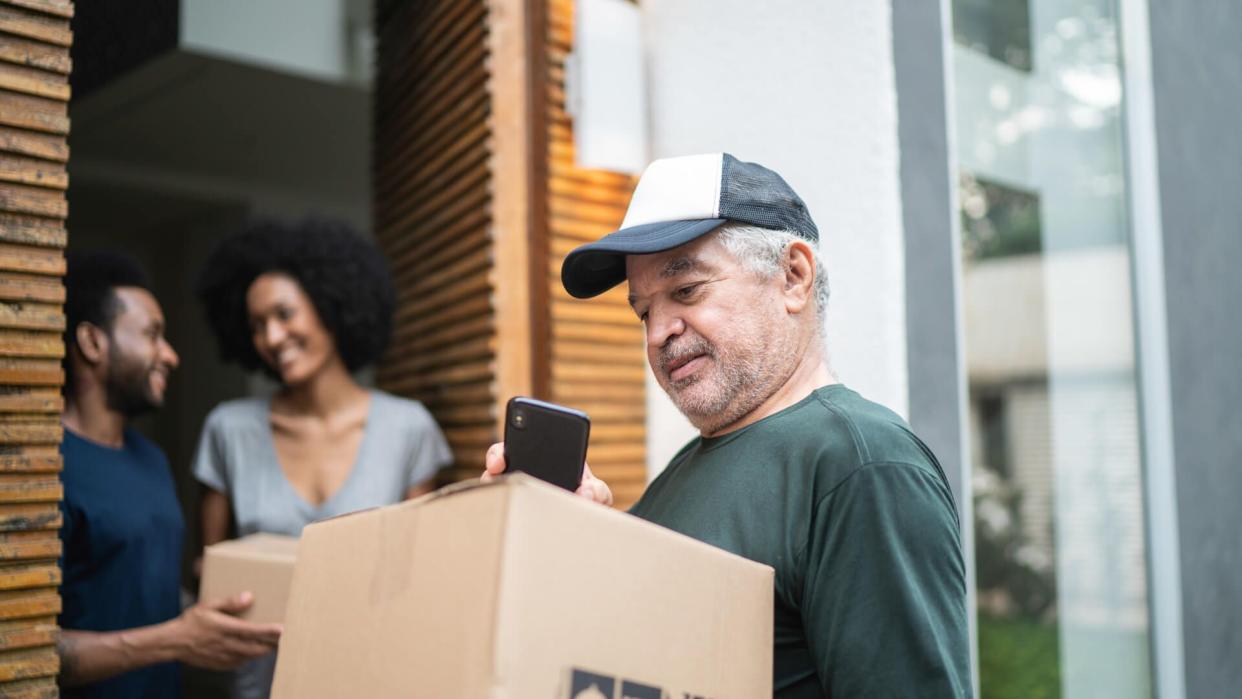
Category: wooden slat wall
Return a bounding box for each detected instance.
[376,0,648,508]
[0,0,70,695]
[373,0,497,482]
[545,0,646,508]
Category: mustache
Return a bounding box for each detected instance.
[657,336,714,375]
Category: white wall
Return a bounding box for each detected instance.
[639,0,909,475]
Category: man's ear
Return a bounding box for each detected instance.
[782,240,816,314]
[74,322,109,367]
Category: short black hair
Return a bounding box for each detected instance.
[196,217,396,375]
[63,251,153,389]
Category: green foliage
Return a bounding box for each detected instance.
[973,484,1057,619]
[959,175,1043,262]
[978,615,1061,699]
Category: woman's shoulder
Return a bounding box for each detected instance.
[204,397,269,430]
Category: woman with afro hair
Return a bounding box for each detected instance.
[191,218,450,698]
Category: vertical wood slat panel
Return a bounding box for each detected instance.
[0,0,71,690]
[543,0,646,509]
[374,0,498,485]
[376,0,647,506]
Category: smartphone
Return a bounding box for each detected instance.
[503,397,590,491]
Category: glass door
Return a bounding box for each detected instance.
[949,0,1153,696]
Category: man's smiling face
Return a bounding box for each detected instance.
[626,232,795,434]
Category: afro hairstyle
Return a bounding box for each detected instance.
[196,217,396,376]
[63,250,153,390]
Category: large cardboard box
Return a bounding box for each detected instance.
[272,474,773,698]
[199,533,299,625]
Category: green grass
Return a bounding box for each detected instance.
[978,614,1061,699]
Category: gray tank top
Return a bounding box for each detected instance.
[192,389,451,536]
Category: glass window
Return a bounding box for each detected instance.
[953,0,1034,72]
[950,0,1153,696]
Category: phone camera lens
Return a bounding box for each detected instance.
[512,410,526,429]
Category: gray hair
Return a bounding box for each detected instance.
[714,222,830,323]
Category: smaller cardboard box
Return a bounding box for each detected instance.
[199,533,299,625]
[272,474,774,698]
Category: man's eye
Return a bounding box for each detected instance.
[674,284,700,299]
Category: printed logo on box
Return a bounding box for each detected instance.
[619,679,662,699]
[570,669,615,699]
[568,668,711,699]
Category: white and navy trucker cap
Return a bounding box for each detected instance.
[561,152,818,298]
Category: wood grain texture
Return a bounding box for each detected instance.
[0,184,65,219]
[0,245,61,276]
[2,0,72,18]
[375,0,647,509]
[0,6,70,47]
[0,676,57,699]
[0,530,59,563]
[0,588,57,620]
[0,475,58,504]
[0,7,67,689]
[0,564,57,592]
[539,0,647,508]
[0,91,68,135]
[0,64,68,102]
[0,645,57,683]
[0,215,64,248]
[375,0,497,480]
[0,618,56,653]
[0,503,58,532]
[0,275,60,305]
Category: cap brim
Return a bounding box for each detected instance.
[561,218,727,299]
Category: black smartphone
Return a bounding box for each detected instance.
[503,397,590,491]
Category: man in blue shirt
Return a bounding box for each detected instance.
[57,252,281,697]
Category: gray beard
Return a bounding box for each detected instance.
[658,329,793,434]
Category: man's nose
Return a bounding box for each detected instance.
[646,306,685,349]
[161,338,180,369]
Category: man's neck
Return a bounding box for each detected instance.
[62,390,127,449]
[701,336,837,439]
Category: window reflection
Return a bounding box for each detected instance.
[951,0,1153,697]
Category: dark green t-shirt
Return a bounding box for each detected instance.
[629,385,970,697]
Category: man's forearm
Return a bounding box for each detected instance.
[57,621,182,687]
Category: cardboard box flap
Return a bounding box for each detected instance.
[307,472,529,529]
[204,533,298,562]
[500,472,773,571]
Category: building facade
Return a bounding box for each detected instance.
[0,0,1236,695]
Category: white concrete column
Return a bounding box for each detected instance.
[639,0,908,476]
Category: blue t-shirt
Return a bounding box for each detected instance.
[59,427,185,698]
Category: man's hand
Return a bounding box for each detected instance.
[169,592,282,670]
[57,592,282,688]
[483,442,613,506]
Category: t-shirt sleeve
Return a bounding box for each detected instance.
[192,410,230,494]
[57,493,78,570]
[404,405,452,489]
[800,462,971,697]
